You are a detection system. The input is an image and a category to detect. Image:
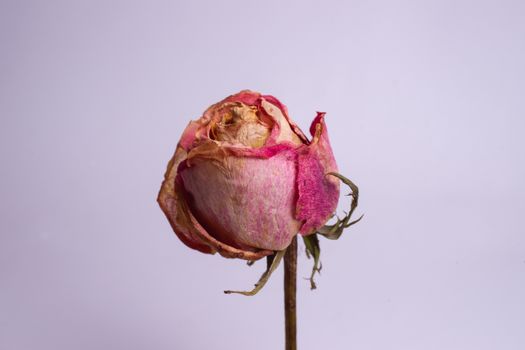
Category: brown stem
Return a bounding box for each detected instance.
[284,236,297,350]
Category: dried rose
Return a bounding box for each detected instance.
[158,90,358,266]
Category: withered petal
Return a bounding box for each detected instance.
[158,145,272,260]
[157,146,213,253]
[295,113,340,235]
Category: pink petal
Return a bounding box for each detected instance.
[157,146,213,253]
[296,112,340,235]
[179,141,302,251]
[158,136,272,260]
[175,176,272,260]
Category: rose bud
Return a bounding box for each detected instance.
[158,90,347,261]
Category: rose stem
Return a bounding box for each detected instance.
[284,235,297,350]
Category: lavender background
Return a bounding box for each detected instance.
[1,1,524,349]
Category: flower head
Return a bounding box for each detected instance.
[158,90,341,260]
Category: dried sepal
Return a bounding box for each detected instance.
[317,172,363,240]
[302,234,322,290]
[224,250,285,296]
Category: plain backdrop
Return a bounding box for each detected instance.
[1,1,524,349]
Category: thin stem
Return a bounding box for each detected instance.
[284,236,297,350]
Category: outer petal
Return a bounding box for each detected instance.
[157,146,213,253]
[296,112,340,235]
[179,141,302,251]
[174,177,272,260]
[158,136,272,260]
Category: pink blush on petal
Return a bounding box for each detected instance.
[179,150,302,251]
[296,113,340,234]
[296,151,339,234]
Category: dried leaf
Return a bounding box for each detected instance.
[317,172,363,240]
[224,250,285,296]
[303,234,322,290]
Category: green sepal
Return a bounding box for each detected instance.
[317,172,363,240]
[224,250,285,296]
[303,233,322,290]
